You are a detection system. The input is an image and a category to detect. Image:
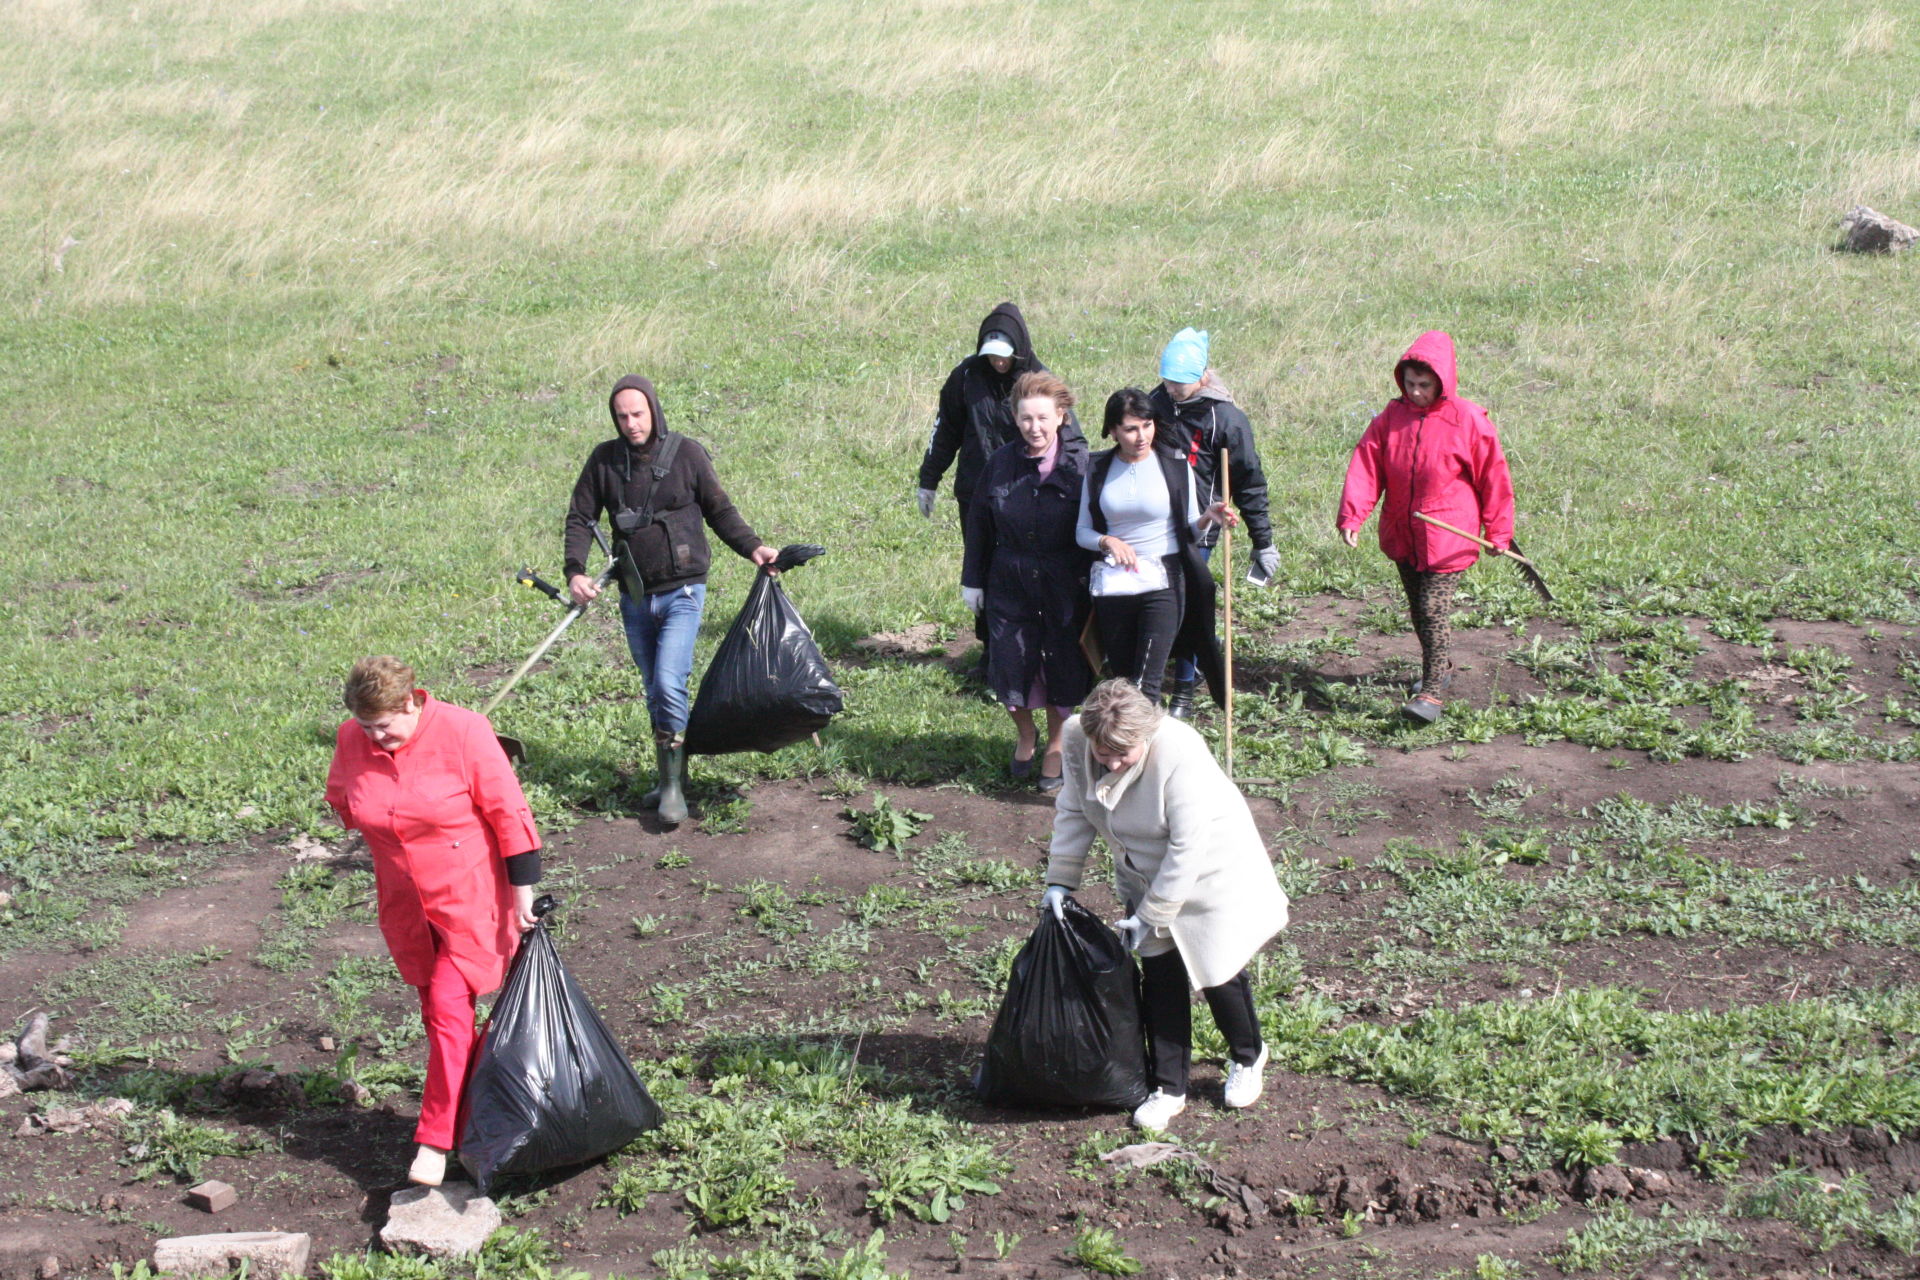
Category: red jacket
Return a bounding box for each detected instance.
[325,692,540,993]
[1338,331,1515,573]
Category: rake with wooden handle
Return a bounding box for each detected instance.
[1221,449,1235,778]
[1412,511,1554,603]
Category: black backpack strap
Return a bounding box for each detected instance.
[1087,449,1116,536]
[649,432,684,483]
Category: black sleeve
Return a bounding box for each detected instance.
[917,365,968,491]
[504,851,542,886]
[689,441,764,560]
[960,458,997,590]
[1222,409,1273,551]
[563,450,608,581]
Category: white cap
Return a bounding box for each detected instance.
[978,332,1015,359]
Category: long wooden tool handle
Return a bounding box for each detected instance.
[1221,449,1234,780]
[1411,511,1536,569]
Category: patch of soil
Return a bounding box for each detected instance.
[6,612,1920,1278]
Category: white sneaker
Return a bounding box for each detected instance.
[1132,1089,1187,1130]
[1223,1045,1269,1110]
[407,1145,448,1186]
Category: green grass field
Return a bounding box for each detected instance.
[4,1,1920,1274]
[5,0,1916,851]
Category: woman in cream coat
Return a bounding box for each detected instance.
[1041,679,1289,1129]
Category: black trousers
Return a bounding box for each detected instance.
[1139,949,1263,1095]
[1095,567,1182,700]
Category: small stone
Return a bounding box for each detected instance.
[97,1194,123,1212]
[0,1042,16,1065]
[317,1036,336,1053]
[1575,1164,1635,1202]
[380,1183,500,1259]
[187,1180,237,1213]
[0,1070,19,1099]
[154,1232,311,1278]
[1627,1167,1673,1199]
[36,1255,58,1280]
[0,890,13,908]
[1839,205,1919,254]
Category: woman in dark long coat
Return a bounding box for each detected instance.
[961,371,1094,793]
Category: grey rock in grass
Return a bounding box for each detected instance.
[1627,1166,1674,1199]
[1839,205,1919,253]
[153,1231,312,1278]
[380,1182,500,1259]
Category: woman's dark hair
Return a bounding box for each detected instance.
[1102,387,1161,439]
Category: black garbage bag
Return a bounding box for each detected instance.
[459,900,662,1195]
[683,548,842,756]
[974,896,1149,1110]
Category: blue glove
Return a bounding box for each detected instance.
[1041,885,1070,921]
[1112,915,1147,951]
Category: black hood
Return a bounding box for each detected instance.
[608,373,669,446]
[975,302,1038,373]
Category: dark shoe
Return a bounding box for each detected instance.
[1167,680,1197,721]
[654,733,688,825]
[1010,749,1035,780]
[1037,772,1064,796]
[1400,689,1447,724]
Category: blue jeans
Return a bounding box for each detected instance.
[619,584,707,735]
[1171,544,1213,685]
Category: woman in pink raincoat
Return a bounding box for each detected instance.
[1337,332,1515,722]
[325,656,543,1187]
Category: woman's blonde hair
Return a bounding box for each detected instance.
[343,655,416,717]
[1010,369,1073,417]
[1078,678,1163,754]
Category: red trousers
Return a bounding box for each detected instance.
[415,941,482,1150]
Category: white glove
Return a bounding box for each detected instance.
[1249,546,1281,585]
[962,586,985,613]
[1041,885,1070,921]
[1112,915,1147,952]
[916,487,938,518]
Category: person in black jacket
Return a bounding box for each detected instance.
[1148,328,1279,719]
[961,371,1095,793]
[916,302,1048,518]
[565,374,778,825]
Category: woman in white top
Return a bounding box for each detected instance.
[1078,389,1236,701]
[1041,679,1289,1129]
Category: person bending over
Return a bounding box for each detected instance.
[1040,679,1289,1130]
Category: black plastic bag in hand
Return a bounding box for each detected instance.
[459,908,662,1195]
[974,897,1149,1110]
[683,556,842,756]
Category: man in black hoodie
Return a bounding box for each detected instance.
[916,302,1058,518]
[918,304,1082,661]
[565,374,778,825]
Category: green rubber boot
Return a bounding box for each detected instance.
[654,733,689,826]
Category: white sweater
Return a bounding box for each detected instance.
[1045,716,1289,990]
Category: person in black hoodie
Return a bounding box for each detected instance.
[565,375,779,825]
[1147,328,1279,720]
[916,302,1049,519]
[960,371,1095,793]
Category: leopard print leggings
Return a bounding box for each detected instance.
[1395,564,1462,689]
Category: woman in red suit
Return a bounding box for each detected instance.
[324,656,543,1186]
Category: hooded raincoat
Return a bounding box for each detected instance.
[325,692,540,993]
[918,303,1082,510]
[1337,331,1515,573]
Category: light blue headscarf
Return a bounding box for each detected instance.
[1158,327,1209,383]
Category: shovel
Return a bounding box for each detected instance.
[1412,512,1554,604]
[482,527,627,763]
